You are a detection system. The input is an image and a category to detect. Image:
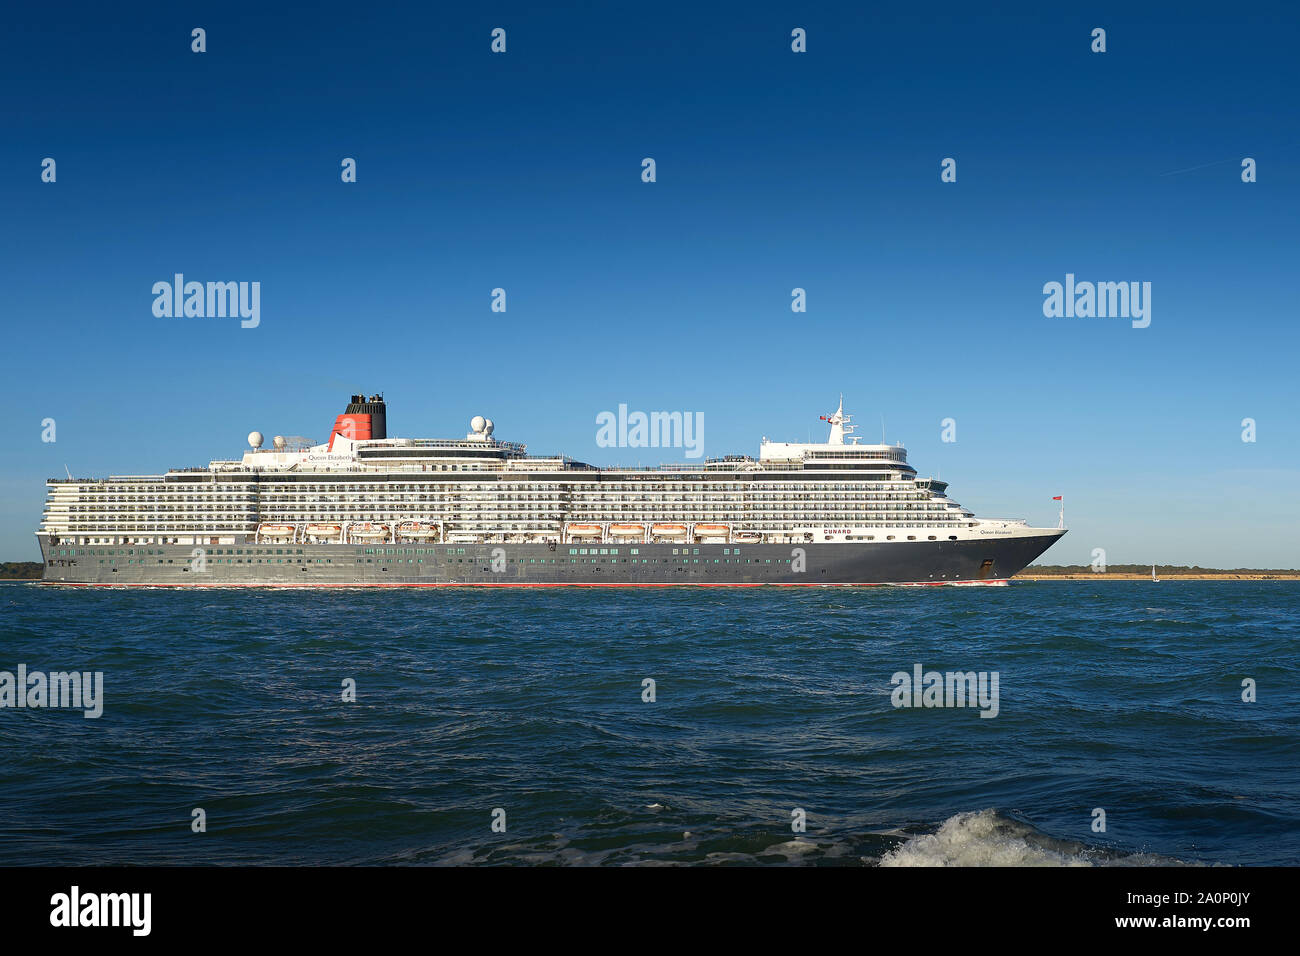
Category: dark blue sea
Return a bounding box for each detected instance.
[1,581,1296,866]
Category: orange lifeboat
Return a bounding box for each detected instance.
[304,523,342,538]
[567,524,604,538]
[397,521,439,538]
[609,523,646,538]
[650,523,688,539]
[257,523,295,538]
[694,524,731,539]
[350,522,390,539]
[733,531,762,544]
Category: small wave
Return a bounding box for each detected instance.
[760,838,820,858]
[878,810,1187,867]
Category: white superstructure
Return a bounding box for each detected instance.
[39,397,1051,550]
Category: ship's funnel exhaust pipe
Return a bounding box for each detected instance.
[329,393,386,449]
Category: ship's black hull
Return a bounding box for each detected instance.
[37,532,1066,586]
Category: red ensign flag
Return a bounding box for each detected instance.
[1052,496,1063,500]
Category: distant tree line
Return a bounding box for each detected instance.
[1023,564,1297,574]
[0,562,42,579]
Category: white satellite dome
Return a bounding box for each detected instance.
[470,415,486,434]
[483,418,494,436]
[273,435,287,450]
[248,431,264,449]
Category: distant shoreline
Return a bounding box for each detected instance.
[5,561,1299,583]
[1015,573,1300,581]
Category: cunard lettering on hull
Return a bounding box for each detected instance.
[36,394,1065,587]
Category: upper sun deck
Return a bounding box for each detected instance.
[48,397,918,481]
[757,397,910,466]
[759,441,909,464]
[355,438,529,460]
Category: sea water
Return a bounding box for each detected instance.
[1,581,1296,865]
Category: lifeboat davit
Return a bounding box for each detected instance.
[609,524,646,538]
[304,523,342,538]
[650,523,688,539]
[567,524,604,538]
[350,523,390,539]
[397,521,439,538]
[257,523,295,538]
[694,524,731,539]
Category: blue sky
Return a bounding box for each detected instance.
[2,1,1297,566]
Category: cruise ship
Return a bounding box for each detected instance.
[37,395,1065,586]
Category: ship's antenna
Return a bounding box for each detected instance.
[880,414,886,444]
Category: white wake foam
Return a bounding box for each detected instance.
[878,809,1181,867]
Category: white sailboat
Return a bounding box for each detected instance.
[1152,564,1159,582]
